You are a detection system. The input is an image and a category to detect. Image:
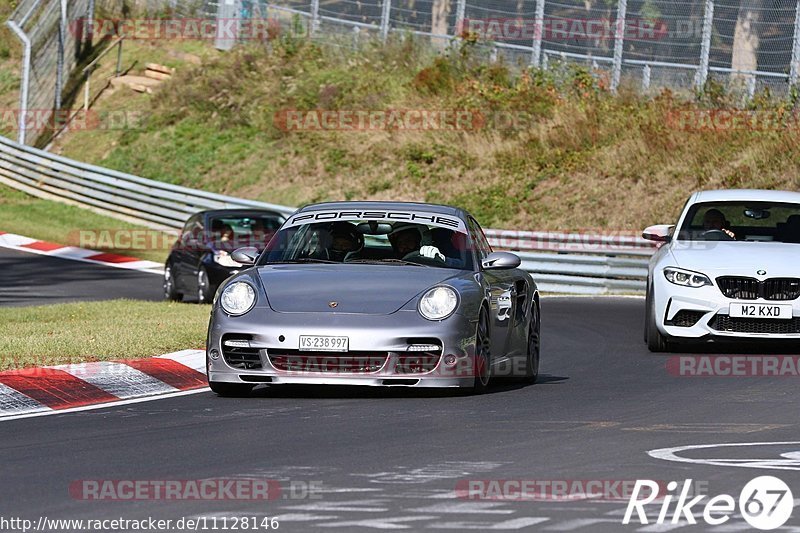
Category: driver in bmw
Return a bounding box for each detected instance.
[702,208,736,239]
[388,223,445,262]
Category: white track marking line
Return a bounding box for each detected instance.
[427,517,549,529]
[317,516,437,529]
[0,388,209,422]
[648,441,800,471]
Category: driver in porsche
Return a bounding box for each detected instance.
[388,223,445,262]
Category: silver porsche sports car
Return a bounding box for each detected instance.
[205,201,540,395]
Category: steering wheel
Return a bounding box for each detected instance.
[403,251,446,266]
[701,229,735,241]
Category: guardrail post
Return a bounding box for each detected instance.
[380,0,392,41]
[55,0,67,111]
[531,0,545,67]
[310,0,320,35]
[455,0,466,37]
[6,21,31,145]
[694,0,714,92]
[610,0,627,94]
[790,0,800,87]
[85,0,95,49]
[642,64,651,91]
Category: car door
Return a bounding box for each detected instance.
[469,217,517,362]
[175,214,203,288]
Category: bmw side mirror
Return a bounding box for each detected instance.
[231,247,259,265]
[482,252,521,270]
[642,224,674,243]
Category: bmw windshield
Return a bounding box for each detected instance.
[677,201,800,243]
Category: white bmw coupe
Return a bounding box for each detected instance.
[643,189,800,352]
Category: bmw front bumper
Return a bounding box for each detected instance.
[654,276,800,341]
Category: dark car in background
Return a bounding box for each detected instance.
[164,209,285,303]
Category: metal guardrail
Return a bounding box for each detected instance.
[0,133,651,294]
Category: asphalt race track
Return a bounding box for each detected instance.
[0,248,163,306]
[3,297,800,531]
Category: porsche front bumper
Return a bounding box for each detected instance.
[206,307,479,387]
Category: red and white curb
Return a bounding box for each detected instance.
[0,349,208,422]
[0,231,163,274]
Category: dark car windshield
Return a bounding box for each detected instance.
[677,201,800,243]
[207,215,283,250]
[259,219,474,270]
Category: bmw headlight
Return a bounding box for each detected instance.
[663,267,712,288]
[213,251,241,268]
[220,281,256,315]
[418,286,458,320]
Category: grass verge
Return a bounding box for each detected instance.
[0,183,172,263]
[0,299,209,371]
[50,34,800,231]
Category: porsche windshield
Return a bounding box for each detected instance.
[260,219,474,270]
[677,201,800,243]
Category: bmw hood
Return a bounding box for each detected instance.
[257,264,460,314]
[669,241,800,278]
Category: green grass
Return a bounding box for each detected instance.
[0,184,172,263]
[0,299,209,371]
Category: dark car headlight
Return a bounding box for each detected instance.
[663,267,712,288]
[220,281,256,315]
[418,286,458,320]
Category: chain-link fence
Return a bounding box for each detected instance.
[6,0,800,145]
[6,0,93,145]
[265,0,800,97]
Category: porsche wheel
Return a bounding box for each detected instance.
[472,309,491,394]
[524,303,541,383]
[209,381,254,397]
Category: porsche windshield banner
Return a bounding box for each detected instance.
[286,210,468,233]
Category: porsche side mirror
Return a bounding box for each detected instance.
[482,252,521,270]
[231,247,259,265]
[642,224,674,243]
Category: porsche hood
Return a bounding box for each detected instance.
[257,264,461,314]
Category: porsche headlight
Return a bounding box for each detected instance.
[220,282,256,315]
[419,286,458,320]
[213,251,241,268]
[663,267,712,288]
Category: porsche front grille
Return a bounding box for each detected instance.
[709,314,800,334]
[222,335,262,370]
[268,351,388,373]
[717,277,800,301]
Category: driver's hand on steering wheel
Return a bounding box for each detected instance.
[419,245,445,262]
[722,228,736,239]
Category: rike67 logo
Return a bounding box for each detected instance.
[623,476,793,530]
